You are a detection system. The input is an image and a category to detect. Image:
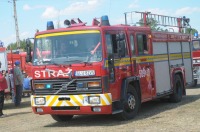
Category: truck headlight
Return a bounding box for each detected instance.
[35,84,45,89]
[88,96,100,104]
[35,97,46,105]
[87,81,101,87]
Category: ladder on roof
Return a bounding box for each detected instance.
[124,11,190,33]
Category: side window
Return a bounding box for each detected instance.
[130,35,135,56]
[137,34,148,55]
[105,32,128,58]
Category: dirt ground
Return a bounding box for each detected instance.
[1,85,200,132]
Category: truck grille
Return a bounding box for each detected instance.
[33,78,102,95]
[51,106,80,110]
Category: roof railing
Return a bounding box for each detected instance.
[124,11,190,33]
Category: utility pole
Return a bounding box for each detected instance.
[13,0,20,48]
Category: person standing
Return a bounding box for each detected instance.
[9,69,15,103]
[0,61,8,118]
[13,60,23,107]
[23,73,30,97]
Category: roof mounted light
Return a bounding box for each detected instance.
[64,19,71,27]
[47,21,54,30]
[101,15,110,26]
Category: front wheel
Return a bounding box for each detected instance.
[117,85,140,120]
[170,75,183,103]
[51,115,74,122]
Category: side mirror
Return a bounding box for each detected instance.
[26,39,31,46]
[26,38,32,62]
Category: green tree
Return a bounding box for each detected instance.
[185,27,198,35]
[7,39,33,51]
[138,18,162,31]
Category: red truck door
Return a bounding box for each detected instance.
[133,32,154,101]
[105,30,132,101]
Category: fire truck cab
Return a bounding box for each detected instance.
[28,12,193,121]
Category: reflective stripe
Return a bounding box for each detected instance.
[31,93,112,107]
[36,30,100,38]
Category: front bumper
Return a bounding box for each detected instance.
[31,93,112,115]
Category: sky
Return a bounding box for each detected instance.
[0,0,200,47]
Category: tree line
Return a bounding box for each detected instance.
[6,39,33,51]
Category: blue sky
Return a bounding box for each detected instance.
[0,0,200,47]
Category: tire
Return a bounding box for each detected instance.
[117,85,140,120]
[51,115,74,122]
[170,75,183,103]
[192,79,198,87]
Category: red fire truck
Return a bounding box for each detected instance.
[27,11,193,121]
[192,34,200,86]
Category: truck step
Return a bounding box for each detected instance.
[112,109,123,114]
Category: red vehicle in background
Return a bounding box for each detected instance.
[192,34,200,86]
[7,51,32,77]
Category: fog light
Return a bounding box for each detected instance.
[36,107,43,112]
[35,97,46,105]
[89,96,100,104]
[92,107,101,112]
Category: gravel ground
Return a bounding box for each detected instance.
[1,85,200,132]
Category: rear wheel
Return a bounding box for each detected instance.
[170,75,183,103]
[118,85,140,120]
[51,115,74,122]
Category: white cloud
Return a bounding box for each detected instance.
[20,31,31,40]
[2,31,32,47]
[23,4,48,11]
[146,8,170,16]
[128,0,139,9]
[1,34,15,47]
[23,4,31,10]
[42,7,59,19]
[60,0,102,16]
[175,7,200,16]
[41,0,103,19]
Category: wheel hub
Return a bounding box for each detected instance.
[128,95,135,110]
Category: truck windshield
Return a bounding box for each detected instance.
[192,40,200,50]
[32,31,102,65]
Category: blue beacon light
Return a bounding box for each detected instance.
[47,21,54,30]
[194,32,198,38]
[101,15,110,26]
